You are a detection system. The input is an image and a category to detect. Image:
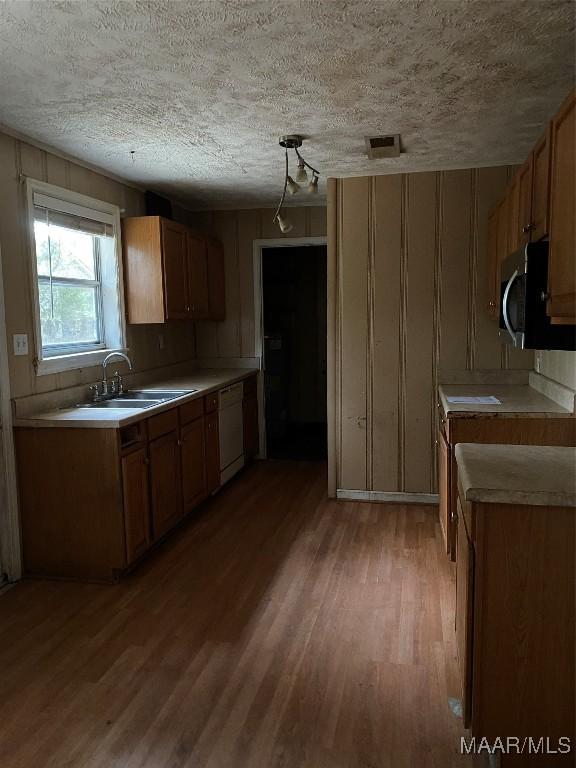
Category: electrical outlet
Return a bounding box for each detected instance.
[13,333,28,356]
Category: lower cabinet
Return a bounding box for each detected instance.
[437,407,576,561]
[15,381,260,582]
[454,485,575,762]
[149,429,183,539]
[204,411,220,493]
[181,417,207,511]
[121,446,151,564]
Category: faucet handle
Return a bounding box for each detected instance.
[89,383,102,401]
[111,370,123,395]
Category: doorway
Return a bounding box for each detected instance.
[261,244,327,460]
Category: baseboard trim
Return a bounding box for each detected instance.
[336,489,439,504]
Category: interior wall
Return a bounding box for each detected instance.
[535,351,576,390]
[186,207,326,359]
[329,167,534,495]
[0,131,197,400]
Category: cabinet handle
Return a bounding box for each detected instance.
[489,300,496,308]
[177,439,182,447]
[143,457,150,465]
[522,223,534,233]
[541,291,550,302]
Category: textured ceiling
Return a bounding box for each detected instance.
[0,0,574,209]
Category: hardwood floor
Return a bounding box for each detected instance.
[0,461,473,768]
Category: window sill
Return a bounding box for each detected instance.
[35,348,128,376]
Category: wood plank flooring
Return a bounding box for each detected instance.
[0,460,473,768]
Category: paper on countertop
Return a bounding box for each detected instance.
[446,395,502,405]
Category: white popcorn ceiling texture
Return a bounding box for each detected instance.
[0,0,573,209]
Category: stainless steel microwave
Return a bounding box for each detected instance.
[499,242,576,350]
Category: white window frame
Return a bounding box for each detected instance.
[26,179,127,376]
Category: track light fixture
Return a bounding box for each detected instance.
[273,135,320,233]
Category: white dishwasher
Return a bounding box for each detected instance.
[218,381,245,486]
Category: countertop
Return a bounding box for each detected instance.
[455,443,576,507]
[13,368,258,429]
[438,384,573,419]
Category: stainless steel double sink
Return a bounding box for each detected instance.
[76,390,196,410]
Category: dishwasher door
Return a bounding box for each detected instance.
[218,382,245,485]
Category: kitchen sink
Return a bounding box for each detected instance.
[77,399,162,409]
[115,390,195,400]
[75,389,196,409]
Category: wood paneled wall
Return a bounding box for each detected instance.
[0,131,196,399]
[187,207,326,359]
[329,168,534,494]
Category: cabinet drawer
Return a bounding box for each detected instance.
[147,408,178,441]
[243,374,257,398]
[179,397,204,425]
[204,392,218,413]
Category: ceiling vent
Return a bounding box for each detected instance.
[364,134,401,159]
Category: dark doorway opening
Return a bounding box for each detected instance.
[262,245,327,461]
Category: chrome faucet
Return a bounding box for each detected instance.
[89,351,133,401]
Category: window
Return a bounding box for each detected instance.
[27,180,126,375]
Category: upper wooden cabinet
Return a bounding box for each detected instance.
[547,90,575,322]
[515,155,533,249]
[122,216,226,324]
[486,204,500,316]
[531,126,552,241]
[162,219,189,320]
[505,172,520,254]
[485,87,575,322]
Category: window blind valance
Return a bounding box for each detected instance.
[33,191,114,237]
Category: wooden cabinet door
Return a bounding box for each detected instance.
[486,205,500,316]
[437,429,451,557]
[181,417,207,512]
[531,125,552,241]
[121,447,151,564]
[161,220,189,320]
[243,396,259,461]
[149,430,183,539]
[517,155,534,247]
[187,232,209,318]
[493,197,509,312]
[506,173,520,254]
[204,411,220,493]
[206,238,226,320]
[547,90,576,321]
[455,498,474,729]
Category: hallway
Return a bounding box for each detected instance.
[0,461,472,768]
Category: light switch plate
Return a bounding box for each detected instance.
[13,333,29,356]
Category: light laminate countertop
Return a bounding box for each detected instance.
[439,384,573,419]
[13,368,258,429]
[455,443,576,507]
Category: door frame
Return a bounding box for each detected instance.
[0,242,22,582]
[253,236,327,460]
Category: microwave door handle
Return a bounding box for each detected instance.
[502,269,519,342]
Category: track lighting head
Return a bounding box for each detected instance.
[308,174,319,194]
[276,214,293,234]
[295,158,308,183]
[286,176,300,195]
